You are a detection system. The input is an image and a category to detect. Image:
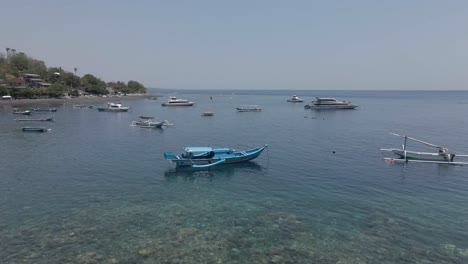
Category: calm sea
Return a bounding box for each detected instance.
[1,90,468,263]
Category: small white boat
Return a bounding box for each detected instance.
[287,95,304,103]
[236,105,262,112]
[98,103,129,112]
[304,97,357,109]
[381,133,468,165]
[161,96,195,106]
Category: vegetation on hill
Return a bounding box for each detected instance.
[0,49,146,98]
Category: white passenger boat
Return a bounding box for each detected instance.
[304,97,357,109]
[161,96,195,106]
[97,103,129,112]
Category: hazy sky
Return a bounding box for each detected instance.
[1,0,467,90]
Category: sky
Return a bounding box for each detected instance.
[1,0,468,90]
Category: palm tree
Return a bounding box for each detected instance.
[74,67,77,75]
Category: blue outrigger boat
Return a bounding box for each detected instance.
[164,145,268,168]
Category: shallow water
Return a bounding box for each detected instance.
[1,91,468,263]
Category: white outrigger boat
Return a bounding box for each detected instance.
[381,133,468,165]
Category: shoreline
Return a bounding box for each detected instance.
[0,94,156,111]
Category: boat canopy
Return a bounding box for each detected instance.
[184,147,214,153]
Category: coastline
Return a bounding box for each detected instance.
[0,94,155,111]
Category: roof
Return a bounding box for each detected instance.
[184,147,213,153]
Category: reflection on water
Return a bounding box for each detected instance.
[164,162,265,181]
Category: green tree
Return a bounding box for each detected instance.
[28,59,47,76]
[9,52,29,72]
[127,80,146,93]
[48,83,67,97]
[46,67,62,83]
[62,72,80,88]
[81,74,105,87]
[85,85,108,95]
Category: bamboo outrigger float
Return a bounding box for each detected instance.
[381,133,468,166]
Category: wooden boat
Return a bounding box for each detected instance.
[164,145,268,168]
[381,133,468,165]
[31,108,57,112]
[161,96,195,106]
[304,97,357,109]
[97,103,129,112]
[287,95,304,103]
[22,127,50,132]
[236,105,262,112]
[12,109,31,115]
[16,117,55,122]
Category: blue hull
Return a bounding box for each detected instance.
[164,145,268,168]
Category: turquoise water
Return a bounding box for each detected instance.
[1,91,468,263]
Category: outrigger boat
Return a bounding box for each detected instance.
[381,133,468,165]
[16,117,55,122]
[164,145,268,168]
[131,119,173,129]
[30,108,57,112]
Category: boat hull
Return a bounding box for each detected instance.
[97,108,129,112]
[22,127,50,132]
[161,102,195,106]
[305,105,357,109]
[392,149,455,162]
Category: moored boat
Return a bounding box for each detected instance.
[16,117,55,122]
[12,109,31,115]
[131,119,173,128]
[202,111,214,116]
[161,96,195,106]
[236,105,262,112]
[31,108,57,112]
[381,133,468,165]
[304,97,357,109]
[97,103,129,112]
[287,95,304,103]
[164,145,268,168]
[139,115,155,119]
[22,127,50,132]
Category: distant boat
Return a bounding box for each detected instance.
[287,95,304,103]
[161,96,195,106]
[131,119,173,129]
[31,108,57,112]
[202,111,214,116]
[236,105,262,112]
[164,145,268,168]
[16,117,55,122]
[22,127,50,132]
[304,97,357,110]
[97,103,129,112]
[139,115,155,119]
[73,104,94,109]
[12,109,31,115]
